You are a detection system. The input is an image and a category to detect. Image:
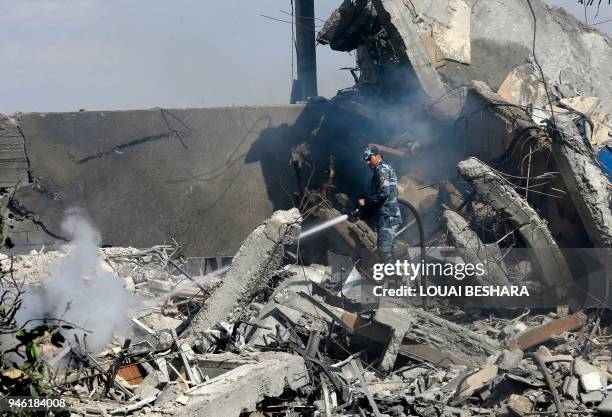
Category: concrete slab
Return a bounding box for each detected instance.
[8,105,327,255]
[180,352,309,417]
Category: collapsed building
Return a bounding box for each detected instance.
[0,0,611,416]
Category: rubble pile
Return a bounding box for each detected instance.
[1,0,611,416]
[0,206,610,416]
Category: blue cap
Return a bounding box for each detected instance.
[362,146,380,160]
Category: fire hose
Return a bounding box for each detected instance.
[398,198,427,308]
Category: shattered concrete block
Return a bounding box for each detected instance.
[550,115,612,249]
[175,394,190,406]
[497,349,524,371]
[458,82,536,160]
[135,385,160,400]
[283,264,331,285]
[428,0,471,64]
[402,366,431,381]
[375,307,499,371]
[442,210,511,286]
[457,157,573,297]
[573,355,607,392]
[246,303,306,348]
[190,209,301,332]
[581,390,604,406]
[507,394,533,416]
[599,394,612,416]
[135,370,169,395]
[439,180,464,210]
[180,352,309,417]
[398,344,475,369]
[536,345,552,358]
[563,375,579,400]
[574,357,600,377]
[317,0,378,52]
[497,64,551,110]
[457,365,498,398]
[581,371,604,392]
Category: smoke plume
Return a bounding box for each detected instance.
[19,211,135,349]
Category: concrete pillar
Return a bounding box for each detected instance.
[293,0,318,101]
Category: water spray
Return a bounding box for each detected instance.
[299,214,348,239]
[161,265,231,300]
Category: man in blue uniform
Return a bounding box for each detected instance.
[357,146,403,262]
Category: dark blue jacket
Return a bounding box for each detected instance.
[364,162,402,226]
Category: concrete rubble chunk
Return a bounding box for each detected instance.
[497,349,524,371]
[375,307,500,371]
[457,365,498,398]
[244,276,315,347]
[458,81,537,161]
[317,0,378,52]
[536,345,552,358]
[580,371,604,392]
[581,390,604,406]
[550,114,612,249]
[507,394,533,416]
[497,63,551,110]
[457,157,573,297]
[179,352,309,417]
[572,357,608,392]
[147,278,172,292]
[134,385,160,400]
[134,370,168,397]
[563,375,579,400]
[427,0,471,65]
[599,394,612,416]
[190,208,301,332]
[573,356,603,379]
[442,210,511,286]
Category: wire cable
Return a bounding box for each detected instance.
[525,0,556,125]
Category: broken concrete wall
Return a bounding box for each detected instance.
[0,115,29,188]
[456,81,535,162]
[3,105,328,256]
[321,0,612,115]
[454,0,612,100]
[455,82,593,250]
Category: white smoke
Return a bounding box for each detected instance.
[19,211,135,349]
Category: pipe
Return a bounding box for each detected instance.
[398,198,426,308]
[525,352,566,417]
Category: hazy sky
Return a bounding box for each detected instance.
[0,0,609,114]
